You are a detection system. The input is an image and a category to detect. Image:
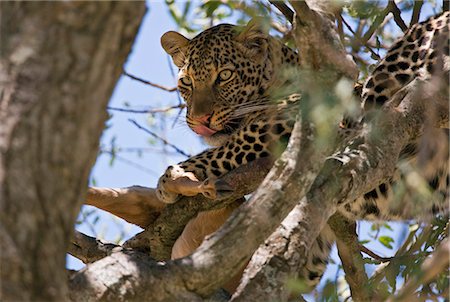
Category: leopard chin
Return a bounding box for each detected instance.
[202,132,231,147]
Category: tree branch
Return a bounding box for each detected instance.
[124,156,274,260]
[231,78,446,301]
[359,244,393,263]
[388,0,408,32]
[269,1,294,23]
[361,4,391,45]
[410,1,423,25]
[85,186,165,228]
[328,214,370,301]
[68,231,118,264]
[70,98,334,300]
[290,1,358,82]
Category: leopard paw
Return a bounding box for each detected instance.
[156,165,202,204]
[156,165,187,204]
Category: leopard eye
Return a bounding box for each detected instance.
[218,69,233,82]
[180,76,192,86]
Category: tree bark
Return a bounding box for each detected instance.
[0,2,145,301]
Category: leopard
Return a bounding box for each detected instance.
[156,12,449,293]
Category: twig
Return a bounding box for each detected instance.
[269,1,294,23]
[336,12,345,44]
[388,0,408,32]
[339,15,381,60]
[101,147,179,155]
[388,238,450,301]
[369,224,433,288]
[100,149,160,176]
[107,104,186,114]
[68,231,119,264]
[359,244,393,263]
[128,118,191,157]
[361,4,390,45]
[123,70,177,92]
[410,1,423,25]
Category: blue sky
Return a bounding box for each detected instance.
[70,1,443,299]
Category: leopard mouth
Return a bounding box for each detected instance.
[193,118,243,146]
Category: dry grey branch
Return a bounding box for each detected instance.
[129,118,191,157]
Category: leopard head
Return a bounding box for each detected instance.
[161,18,297,146]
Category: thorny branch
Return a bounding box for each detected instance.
[123,70,177,92]
[107,103,186,114]
[129,118,191,157]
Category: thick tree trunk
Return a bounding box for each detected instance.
[0,2,145,301]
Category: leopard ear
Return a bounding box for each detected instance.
[161,31,190,68]
[235,17,270,51]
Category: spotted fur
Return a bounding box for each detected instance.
[156,14,449,292]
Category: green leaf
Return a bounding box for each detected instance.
[285,278,310,294]
[321,280,339,301]
[202,1,221,18]
[109,152,116,166]
[382,222,393,231]
[379,235,394,249]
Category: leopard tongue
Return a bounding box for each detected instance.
[192,125,217,137]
